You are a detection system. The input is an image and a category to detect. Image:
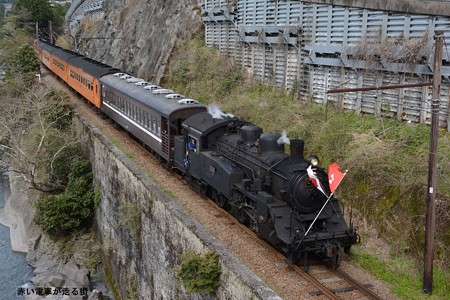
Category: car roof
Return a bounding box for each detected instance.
[38,40,120,78]
[68,56,120,77]
[182,111,239,137]
[100,74,207,117]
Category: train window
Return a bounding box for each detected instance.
[188,137,198,152]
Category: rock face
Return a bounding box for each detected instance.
[0,172,38,252]
[25,233,111,299]
[0,173,109,299]
[80,0,202,84]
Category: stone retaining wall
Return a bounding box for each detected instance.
[74,114,281,299]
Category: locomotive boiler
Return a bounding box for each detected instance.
[175,112,358,266]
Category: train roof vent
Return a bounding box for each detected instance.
[165,93,184,99]
[152,88,174,95]
[177,99,200,105]
[143,85,161,90]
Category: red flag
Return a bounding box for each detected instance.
[328,163,346,193]
[307,165,328,197]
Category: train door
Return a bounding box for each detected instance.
[94,81,99,108]
[161,117,170,160]
[186,135,201,178]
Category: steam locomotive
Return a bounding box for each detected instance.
[35,39,358,267]
[175,112,358,266]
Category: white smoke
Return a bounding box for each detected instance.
[277,130,290,145]
[207,103,234,119]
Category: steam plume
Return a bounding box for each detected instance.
[277,130,290,145]
[207,104,234,119]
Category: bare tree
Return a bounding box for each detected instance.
[0,77,81,193]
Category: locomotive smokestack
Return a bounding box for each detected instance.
[290,139,304,159]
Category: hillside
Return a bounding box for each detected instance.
[73,1,450,298]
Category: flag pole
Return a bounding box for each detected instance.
[302,192,334,239]
[294,169,348,253]
[293,192,334,254]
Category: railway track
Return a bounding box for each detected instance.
[203,195,384,300]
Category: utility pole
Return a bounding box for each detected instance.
[49,21,53,44]
[423,31,443,295]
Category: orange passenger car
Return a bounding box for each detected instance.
[35,40,119,109]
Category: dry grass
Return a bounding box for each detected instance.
[164,35,450,271]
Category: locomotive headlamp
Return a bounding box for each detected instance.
[307,155,320,166]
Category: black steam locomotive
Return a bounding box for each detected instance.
[36,39,358,268]
[175,112,358,266]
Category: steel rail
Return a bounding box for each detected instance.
[203,196,340,299]
[334,269,384,300]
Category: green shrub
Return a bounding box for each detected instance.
[51,146,84,186]
[11,44,39,74]
[35,157,95,237]
[175,251,221,294]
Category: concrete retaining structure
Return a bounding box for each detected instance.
[74,114,281,299]
[300,0,450,16]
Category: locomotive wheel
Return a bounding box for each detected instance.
[216,194,227,209]
[331,252,341,270]
[211,189,222,207]
[236,208,249,225]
